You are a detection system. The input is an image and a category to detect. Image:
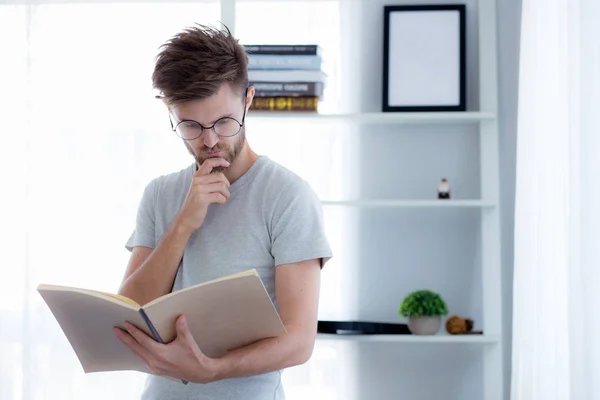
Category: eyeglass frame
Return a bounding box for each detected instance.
[168,88,249,141]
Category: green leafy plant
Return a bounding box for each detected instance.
[399,289,448,318]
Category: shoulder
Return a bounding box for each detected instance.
[253,158,322,219]
[137,164,194,205]
[147,164,194,192]
[258,157,317,200]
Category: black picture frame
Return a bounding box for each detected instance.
[382,4,466,112]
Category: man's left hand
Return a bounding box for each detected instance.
[114,315,219,383]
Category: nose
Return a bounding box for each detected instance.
[202,127,220,148]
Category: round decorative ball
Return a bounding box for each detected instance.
[445,315,474,335]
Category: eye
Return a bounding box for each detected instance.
[214,118,232,126]
[182,121,201,129]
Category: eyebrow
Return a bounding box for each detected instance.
[175,112,235,125]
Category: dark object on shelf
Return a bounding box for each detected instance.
[438,178,451,199]
[445,315,483,335]
[243,44,321,56]
[250,96,318,112]
[317,320,411,335]
[382,4,466,112]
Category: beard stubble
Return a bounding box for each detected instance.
[185,126,246,173]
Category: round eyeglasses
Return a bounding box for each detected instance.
[168,88,249,141]
[170,108,246,140]
[170,117,242,140]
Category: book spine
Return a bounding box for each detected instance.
[244,44,319,55]
[250,81,324,97]
[248,54,322,70]
[248,69,326,83]
[254,90,316,98]
[250,96,319,112]
[139,309,189,385]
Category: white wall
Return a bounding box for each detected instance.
[330,0,521,399]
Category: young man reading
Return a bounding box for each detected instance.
[114,24,332,399]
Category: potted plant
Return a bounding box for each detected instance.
[399,289,449,335]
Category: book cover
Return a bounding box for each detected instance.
[37,269,286,378]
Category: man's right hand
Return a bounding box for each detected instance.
[176,158,231,232]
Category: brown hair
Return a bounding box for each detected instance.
[152,24,248,107]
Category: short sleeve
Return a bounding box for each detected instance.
[125,178,158,252]
[270,180,333,268]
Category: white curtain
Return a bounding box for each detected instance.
[0,1,352,399]
[511,0,600,399]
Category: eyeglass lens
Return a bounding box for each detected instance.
[176,117,241,139]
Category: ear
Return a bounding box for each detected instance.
[245,85,255,111]
[155,94,172,111]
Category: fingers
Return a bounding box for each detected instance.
[173,315,204,359]
[114,326,153,366]
[123,321,162,351]
[199,182,230,199]
[192,172,230,188]
[209,192,228,205]
[196,158,230,176]
[175,315,193,342]
[190,175,230,205]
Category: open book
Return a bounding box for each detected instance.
[37,269,286,380]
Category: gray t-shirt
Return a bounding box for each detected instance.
[125,155,332,400]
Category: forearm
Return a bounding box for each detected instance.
[212,325,315,381]
[119,216,193,304]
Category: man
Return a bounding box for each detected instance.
[113,24,332,399]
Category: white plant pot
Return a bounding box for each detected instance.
[408,316,442,335]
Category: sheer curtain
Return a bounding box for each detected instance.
[0,1,351,399]
[511,0,600,399]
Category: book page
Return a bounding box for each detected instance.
[143,269,257,308]
[91,290,141,308]
[144,273,286,358]
[37,287,151,374]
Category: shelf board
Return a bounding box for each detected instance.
[248,111,495,124]
[321,199,496,208]
[317,333,499,344]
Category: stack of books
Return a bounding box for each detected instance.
[244,44,325,112]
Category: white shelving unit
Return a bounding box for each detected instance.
[321,199,496,208]
[221,0,503,399]
[476,1,504,400]
[317,333,500,344]
[248,111,495,124]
